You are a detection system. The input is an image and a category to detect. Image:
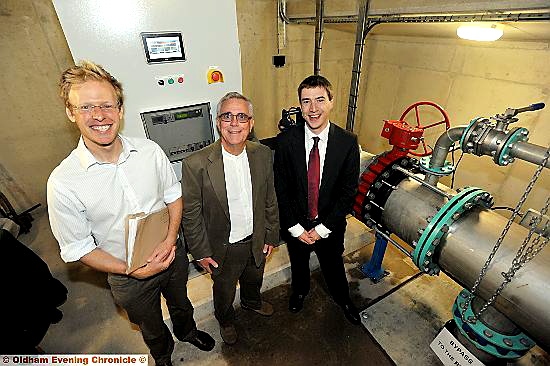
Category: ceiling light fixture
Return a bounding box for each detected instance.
[457,23,503,42]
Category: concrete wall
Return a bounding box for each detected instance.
[0,0,76,212]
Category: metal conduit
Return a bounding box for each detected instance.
[279,3,550,25]
[346,0,373,131]
[425,126,466,185]
[314,0,324,75]
[511,141,550,169]
[382,178,550,350]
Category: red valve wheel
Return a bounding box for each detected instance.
[399,101,451,157]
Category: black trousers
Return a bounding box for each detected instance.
[210,241,265,326]
[108,247,196,365]
[285,231,351,306]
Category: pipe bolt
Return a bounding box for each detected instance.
[520,338,531,347]
[503,338,514,347]
[483,329,493,338]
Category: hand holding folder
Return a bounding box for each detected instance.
[125,206,170,274]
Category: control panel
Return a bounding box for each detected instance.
[141,102,214,162]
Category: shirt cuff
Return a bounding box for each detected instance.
[314,224,331,238]
[164,181,182,203]
[59,236,97,263]
[288,223,305,238]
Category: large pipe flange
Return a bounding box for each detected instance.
[353,151,417,229]
[453,289,535,360]
[460,117,489,155]
[412,187,493,275]
[495,127,529,166]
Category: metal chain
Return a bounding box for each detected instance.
[461,146,550,323]
[470,195,549,319]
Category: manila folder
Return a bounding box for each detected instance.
[126,206,169,274]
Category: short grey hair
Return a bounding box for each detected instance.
[216,92,254,117]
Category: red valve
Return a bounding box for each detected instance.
[398,101,451,157]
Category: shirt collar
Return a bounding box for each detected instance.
[76,134,137,170]
[305,121,330,142]
[221,145,247,160]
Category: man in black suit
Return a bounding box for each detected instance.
[274,75,361,325]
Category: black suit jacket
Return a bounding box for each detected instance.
[274,123,359,234]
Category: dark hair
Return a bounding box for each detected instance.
[298,75,333,101]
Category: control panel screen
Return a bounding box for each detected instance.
[141,32,185,64]
[141,103,214,162]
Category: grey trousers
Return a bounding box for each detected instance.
[108,247,196,364]
[210,241,266,326]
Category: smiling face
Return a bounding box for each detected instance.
[216,98,254,155]
[66,80,123,155]
[299,86,333,134]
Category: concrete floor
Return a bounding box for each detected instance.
[14,208,550,365]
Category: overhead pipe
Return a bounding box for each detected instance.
[346,0,376,132]
[278,2,550,25]
[314,0,324,75]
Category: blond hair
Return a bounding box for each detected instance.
[59,60,123,108]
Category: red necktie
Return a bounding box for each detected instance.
[308,137,320,220]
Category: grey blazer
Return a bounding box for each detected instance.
[181,140,280,268]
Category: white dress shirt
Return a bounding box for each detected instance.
[288,123,332,239]
[222,146,254,243]
[47,135,181,262]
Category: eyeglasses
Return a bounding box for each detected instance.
[70,103,119,114]
[218,112,251,123]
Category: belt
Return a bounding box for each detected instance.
[230,234,253,244]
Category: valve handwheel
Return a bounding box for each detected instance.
[399,101,451,157]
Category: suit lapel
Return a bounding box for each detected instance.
[320,123,338,202]
[246,142,260,214]
[294,127,308,195]
[207,141,230,220]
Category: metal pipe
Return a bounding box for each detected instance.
[392,165,452,199]
[382,178,550,350]
[424,126,466,185]
[510,141,550,169]
[314,0,324,75]
[278,4,550,25]
[375,229,413,258]
[346,0,372,132]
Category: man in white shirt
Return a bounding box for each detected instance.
[47,61,214,366]
[181,92,280,345]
